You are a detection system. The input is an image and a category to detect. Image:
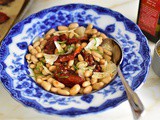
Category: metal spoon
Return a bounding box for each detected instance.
[102,38,144,120]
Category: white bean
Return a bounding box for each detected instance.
[82,81,91,87]
[46,28,55,35]
[79,88,84,94]
[29,64,36,69]
[87,24,93,29]
[84,70,92,77]
[93,55,100,62]
[81,42,87,48]
[83,86,92,94]
[100,59,106,65]
[61,44,66,48]
[78,54,84,62]
[100,33,108,39]
[91,51,103,59]
[68,23,79,29]
[104,49,112,56]
[39,38,44,42]
[57,89,70,96]
[49,66,56,72]
[31,55,38,64]
[58,26,68,31]
[70,84,80,96]
[104,54,111,62]
[30,48,38,55]
[28,45,33,52]
[101,75,112,84]
[85,29,92,34]
[45,34,50,40]
[50,87,58,93]
[92,82,104,90]
[41,81,52,91]
[36,78,43,84]
[91,29,97,34]
[97,46,104,54]
[53,80,65,88]
[26,54,31,60]
[69,32,75,38]
[33,41,40,48]
[68,60,74,67]
[86,78,90,81]
[36,53,43,58]
[42,69,49,75]
[40,40,47,49]
[91,78,98,84]
[35,46,41,53]
[46,63,51,68]
[47,77,55,83]
[76,43,80,47]
[63,87,70,92]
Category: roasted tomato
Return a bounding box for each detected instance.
[44,41,55,54]
[54,69,84,87]
[48,35,59,41]
[59,34,68,41]
[82,52,95,66]
[67,38,79,44]
[0,12,9,24]
[56,46,83,62]
[67,36,88,44]
[56,54,74,62]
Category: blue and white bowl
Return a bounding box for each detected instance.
[0,4,151,116]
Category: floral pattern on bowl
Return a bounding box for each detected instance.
[0,4,151,116]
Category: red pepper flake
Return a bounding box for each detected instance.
[73,46,83,57]
[0,12,10,24]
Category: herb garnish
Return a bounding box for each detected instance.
[35,62,43,71]
[59,76,69,78]
[94,38,97,46]
[57,51,65,55]
[57,41,66,44]
[73,64,78,70]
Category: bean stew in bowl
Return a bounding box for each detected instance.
[0,4,151,115]
[26,23,117,96]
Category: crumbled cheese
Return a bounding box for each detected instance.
[84,37,102,51]
[42,66,53,75]
[44,53,59,65]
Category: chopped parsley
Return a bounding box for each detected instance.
[73,64,78,70]
[40,58,45,64]
[36,62,43,71]
[57,51,65,55]
[57,41,66,44]
[59,76,69,78]
[94,38,97,46]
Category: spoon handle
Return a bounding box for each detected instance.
[118,66,144,120]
